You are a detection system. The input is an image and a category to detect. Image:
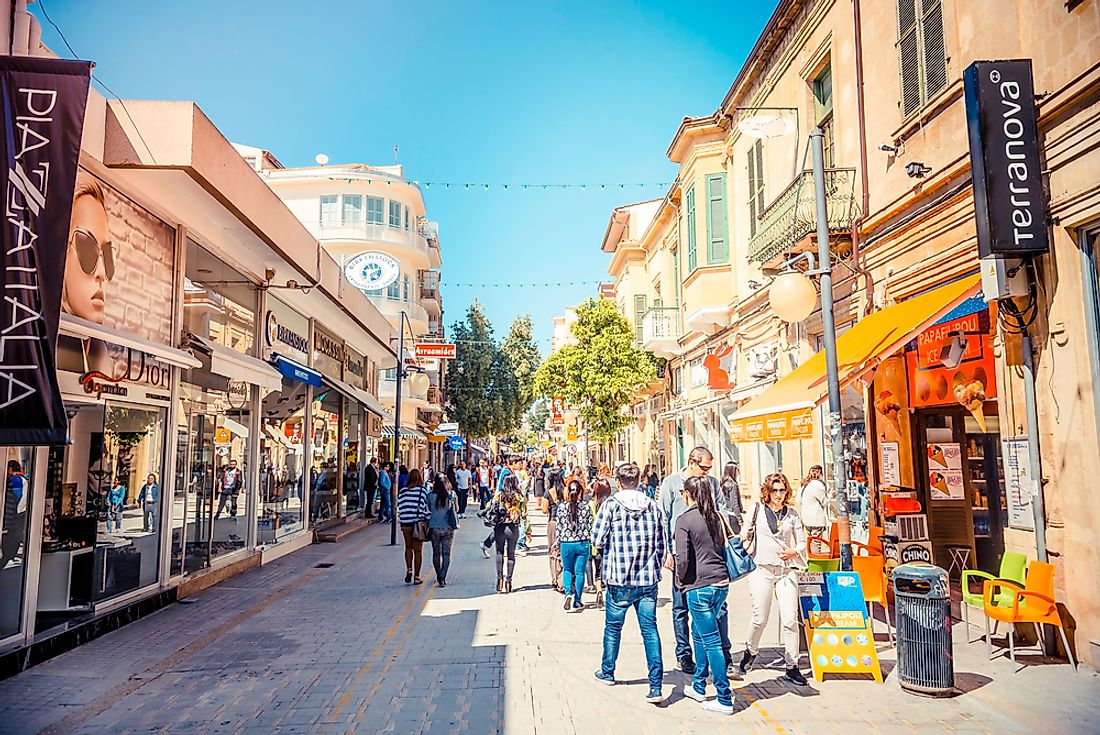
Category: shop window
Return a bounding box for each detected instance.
[342,400,364,516]
[388,200,402,227]
[1,447,34,638]
[257,378,308,546]
[366,196,384,224]
[311,388,343,524]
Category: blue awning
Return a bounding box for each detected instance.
[271,354,322,387]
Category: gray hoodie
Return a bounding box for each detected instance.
[660,472,724,556]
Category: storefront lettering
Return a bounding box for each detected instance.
[314,329,344,363]
[265,310,309,354]
[123,348,171,390]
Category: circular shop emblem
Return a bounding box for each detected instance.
[345,251,400,291]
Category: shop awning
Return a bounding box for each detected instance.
[270,354,322,387]
[60,313,201,369]
[189,335,283,395]
[319,376,392,420]
[380,426,427,440]
[728,276,981,442]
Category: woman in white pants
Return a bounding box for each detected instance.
[734,472,808,686]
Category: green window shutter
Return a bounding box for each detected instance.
[633,294,647,344]
[705,173,728,263]
[921,0,947,100]
[897,0,921,117]
[747,149,757,237]
[686,185,697,271]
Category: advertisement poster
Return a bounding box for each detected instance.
[797,572,883,683]
[927,442,965,500]
[1002,436,1036,531]
[58,170,177,383]
[880,442,901,486]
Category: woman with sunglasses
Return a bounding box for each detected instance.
[735,472,808,687]
[62,176,115,375]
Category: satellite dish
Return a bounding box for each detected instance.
[737,113,796,139]
[315,153,329,166]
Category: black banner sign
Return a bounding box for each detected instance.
[964,59,1049,258]
[0,57,92,445]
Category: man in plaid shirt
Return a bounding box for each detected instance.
[591,462,666,703]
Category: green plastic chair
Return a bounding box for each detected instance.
[961,551,1027,643]
[806,558,840,573]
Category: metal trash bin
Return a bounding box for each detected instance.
[893,563,955,697]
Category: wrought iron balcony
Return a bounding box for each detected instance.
[641,307,682,358]
[748,168,858,265]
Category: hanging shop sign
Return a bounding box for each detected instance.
[414,342,457,359]
[345,348,366,390]
[798,571,884,683]
[905,307,997,426]
[0,57,92,444]
[566,426,578,441]
[344,250,401,291]
[964,59,1049,257]
[550,396,565,426]
[264,297,310,363]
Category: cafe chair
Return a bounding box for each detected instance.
[982,560,1076,673]
[853,554,894,645]
[960,551,1027,643]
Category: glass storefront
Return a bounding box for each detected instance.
[343,399,363,515]
[258,378,308,544]
[311,387,342,524]
[1,447,35,638]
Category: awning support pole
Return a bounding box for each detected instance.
[811,126,853,572]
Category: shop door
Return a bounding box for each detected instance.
[912,410,976,568]
[183,413,216,573]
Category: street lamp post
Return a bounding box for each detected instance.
[389,311,429,546]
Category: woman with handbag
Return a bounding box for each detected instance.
[398,469,430,585]
[428,475,459,587]
[488,474,524,593]
[735,472,809,686]
[674,476,735,715]
[554,479,593,612]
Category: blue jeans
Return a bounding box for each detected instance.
[672,577,732,665]
[688,585,733,706]
[560,540,590,603]
[601,584,663,689]
[378,485,392,520]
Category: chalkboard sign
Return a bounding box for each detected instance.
[798,571,883,683]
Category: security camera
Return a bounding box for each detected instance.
[939,331,968,369]
[905,161,932,178]
[286,279,299,290]
[265,268,276,282]
[879,142,899,154]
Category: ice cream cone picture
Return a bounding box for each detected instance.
[874,390,903,437]
[928,444,947,469]
[953,371,988,432]
[929,471,949,496]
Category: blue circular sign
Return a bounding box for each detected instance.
[448,436,465,450]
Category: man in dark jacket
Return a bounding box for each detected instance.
[363,457,379,518]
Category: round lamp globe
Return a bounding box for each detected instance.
[769,272,817,323]
[408,372,430,395]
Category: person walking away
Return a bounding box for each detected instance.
[719,461,745,534]
[378,461,394,522]
[660,446,732,678]
[641,464,657,499]
[798,465,830,555]
[591,462,666,704]
[398,469,430,585]
[479,455,523,557]
[736,472,809,686]
[137,474,160,532]
[363,457,379,519]
[555,479,593,611]
[589,478,613,609]
[428,475,458,587]
[675,476,735,715]
[398,465,410,493]
[2,461,29,568]
[488,474,524,593]
[106,480,126,533]
[215,459,242,520]
[516,460,531,555]
[454,460,472,519]
[477,460,492,510]
[545,465,565,593]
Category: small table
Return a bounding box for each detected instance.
[945,544,971,578]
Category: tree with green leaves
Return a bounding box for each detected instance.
[501,315,542,428]
[534,298,658,442]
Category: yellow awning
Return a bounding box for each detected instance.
[728,275,981,442]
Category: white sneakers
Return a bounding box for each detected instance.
[682,684,734,715]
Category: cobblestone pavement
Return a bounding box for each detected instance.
[0,509,1097,734]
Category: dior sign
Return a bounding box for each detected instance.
[0,58,91,445]
[964,59,1049,257]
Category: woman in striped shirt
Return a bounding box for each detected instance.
[398,468,431,584]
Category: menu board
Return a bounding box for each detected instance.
[798,571,883,683]
[880,442,901,486]
[1002,436,1035,530]
[927,442,965,500]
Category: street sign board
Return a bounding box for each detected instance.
[448,436,465,451]
[415,342,456,359]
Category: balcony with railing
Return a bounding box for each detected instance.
[748,168,858,266]
[641,307,682,358]
[307,219,431,265]
[419,271,442,313]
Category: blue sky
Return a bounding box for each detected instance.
[37,0,778,352]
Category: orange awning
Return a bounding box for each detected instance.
[728,276,981,442]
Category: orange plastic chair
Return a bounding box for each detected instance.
[851,540,881,557]
[866,526,885,556]
[806,535,834,559]
[982,561,1077,672]
[853,554,893,645]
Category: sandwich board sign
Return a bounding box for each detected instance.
[798,571,883,683]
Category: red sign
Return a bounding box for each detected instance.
[415,342,456,359]
[905,309,997,409]
[704,344,735,391]
[550,396,565,425]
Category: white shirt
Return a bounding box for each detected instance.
[744,502,807,570]
[798,479,831,528]
[455,469,472,489]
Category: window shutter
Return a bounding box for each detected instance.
[747,149,758,237]
[754,141,765,219]
[633,294,647,344]
[686,185,697,271]
[705,173,728,263]
[897,0,921,117]
[921,0,947,100]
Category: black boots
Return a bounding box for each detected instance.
[732,650,756,679]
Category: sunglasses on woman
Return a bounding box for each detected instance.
[70,227,115,281]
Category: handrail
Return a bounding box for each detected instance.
[748,167,858,264]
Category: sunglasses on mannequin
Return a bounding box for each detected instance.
[70,228,115,281]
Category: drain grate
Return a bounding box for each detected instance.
[313,563,335,569]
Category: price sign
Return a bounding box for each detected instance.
[798,572,883,683]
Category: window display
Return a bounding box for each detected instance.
[1,447,34,638]
[258,378,308,544]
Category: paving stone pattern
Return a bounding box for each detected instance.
[0,511,1097,734]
